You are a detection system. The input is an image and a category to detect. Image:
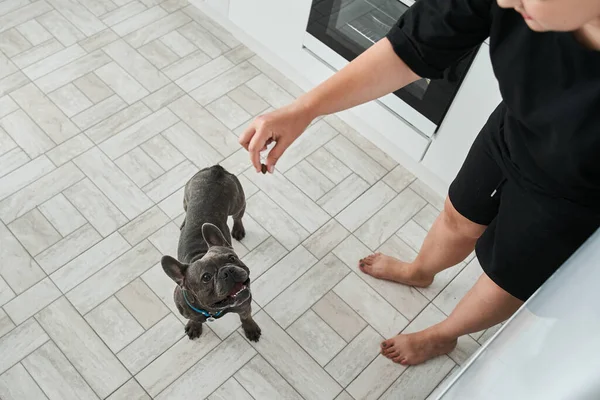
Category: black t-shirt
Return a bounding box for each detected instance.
[386,0,600,208]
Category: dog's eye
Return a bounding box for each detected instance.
[228,255,237,262]
[201,273,212,283]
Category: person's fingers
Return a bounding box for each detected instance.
[265,140,288,173]
[238,122,256,150]
[248,130,269,172]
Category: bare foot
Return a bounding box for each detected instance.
[359,253,433,287]
[380,328,457,365]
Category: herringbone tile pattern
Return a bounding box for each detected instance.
[0,1,494,398]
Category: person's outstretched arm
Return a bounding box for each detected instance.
[239,38,419,173]
[240,0,492,173]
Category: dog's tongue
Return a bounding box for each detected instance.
[229,282,244,296]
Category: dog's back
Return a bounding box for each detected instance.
[178,165,246,263]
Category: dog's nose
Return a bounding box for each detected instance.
[220,266,235,280]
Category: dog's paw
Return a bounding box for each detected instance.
[185,321,203,340]
[243,321,261,342]
[232,221,246,241]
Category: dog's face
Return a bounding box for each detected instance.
[161,223,251,312]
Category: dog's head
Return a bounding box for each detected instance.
[161,223,250,312]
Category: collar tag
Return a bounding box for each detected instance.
[206,316,216,322]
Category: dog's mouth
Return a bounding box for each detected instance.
[212,278,250,307]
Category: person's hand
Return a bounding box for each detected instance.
[239,102,313,173]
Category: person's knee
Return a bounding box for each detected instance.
[442,197,486,240]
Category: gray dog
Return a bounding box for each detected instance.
[161,165,261,341]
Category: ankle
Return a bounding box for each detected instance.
[406,262,435,285]
[427,323,459,344]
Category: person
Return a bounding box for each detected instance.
[239,0,600,366]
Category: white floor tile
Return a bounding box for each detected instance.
[67,240,160,314]
[117,313,183,374]
[168,95,239,157]
[35,50,112,94]
[245,192,309,250]
[95,62,149,104]
[156,333,255,400]
[190,61,260,106]
[334,273,409,338]
[36,298,129,398]
[335,181,396,232]
[71,95,127,130]
[209,378,254,400]
[0,318,49,375]
[285,160,335,201]
[0,363,49,400]
[136,329,220,396]
[85,102,151,144]
[22,341,99,400]
[0,276,16,307]
[0,155,55,201]
[124,11,190,48]
[346,354,406,400]
[37,10,85,46]
[251,245,316,307]
[266,253,348,328]
[143,160,196,203]
[102,40,169,92]
[85,297,144,352]
[274,120,338,173]
[106,379,149,400]
[63,178,128,237]
[287,310,346,366]
[227,84,269,115]
[48,84,93,119]
[325,326,382,387]
[74,148,153,219]
[0,109,55,158]
[244,170,330,233]
[379,356,456,400]
[246,312,342,400]
[317,173,370,216]
[162,120,223,168]
[324,135,387,185]
[354,188,426,250]
[303,218,349,260]
[116,147,165,187]
[115,278,169,329]
[140,133,186,170]
[142,82,184,111]
[51,232,130,292]
[234,355,302,400]
[0,222,46,294]
[4,277,61,325]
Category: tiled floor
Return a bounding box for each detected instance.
[0,1,496,399]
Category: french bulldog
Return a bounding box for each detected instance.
[160,165,261,341]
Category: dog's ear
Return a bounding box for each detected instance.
[161,255,188,287]
[202,223,230,247]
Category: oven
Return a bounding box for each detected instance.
[304,0,480,136]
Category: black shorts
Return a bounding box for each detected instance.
[448,118,600,301]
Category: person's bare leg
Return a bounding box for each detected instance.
[360,197,487,286]
[381,273,524,365]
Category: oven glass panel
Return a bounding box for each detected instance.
[307,0,479,128]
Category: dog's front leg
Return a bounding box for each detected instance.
[239,305,261,342]
[184,318,204,340]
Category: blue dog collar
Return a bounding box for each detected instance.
[182,290,223,321]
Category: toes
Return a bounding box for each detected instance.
[381,339,394,349]
[392,355,408,365]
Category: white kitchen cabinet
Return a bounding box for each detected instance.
[228,0,312,60]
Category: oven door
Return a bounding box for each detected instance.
[305,0,479,136]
